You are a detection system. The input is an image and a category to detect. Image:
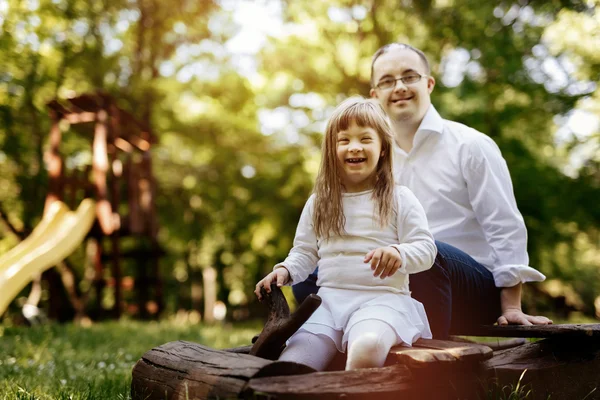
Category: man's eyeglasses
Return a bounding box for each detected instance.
[374,73,428,90]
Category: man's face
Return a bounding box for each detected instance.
[370,48,435,126]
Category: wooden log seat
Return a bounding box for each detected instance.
[130,341,316,399]
[131,338,495,400]
[245,338,494,399]
[132,334,600,400]
[484,336,600,400]
[466,322,600,338]
[131,285,600,399]
[132,286,494,399]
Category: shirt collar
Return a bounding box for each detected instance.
[417,104,444,135]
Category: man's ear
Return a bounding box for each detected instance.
[427,76,436,94]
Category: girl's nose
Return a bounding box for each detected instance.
[349,145,362,152]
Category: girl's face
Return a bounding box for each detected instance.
[336,121,383,193]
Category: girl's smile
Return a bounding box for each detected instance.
[345,157,367,164]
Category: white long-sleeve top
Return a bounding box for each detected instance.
[275,186,436,294]
[393,105,545,288]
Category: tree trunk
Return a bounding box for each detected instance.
[202,267,216,323]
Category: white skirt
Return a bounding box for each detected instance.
[292,287,432,352]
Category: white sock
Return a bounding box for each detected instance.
[345,319,398,370]
[279,331,339,371]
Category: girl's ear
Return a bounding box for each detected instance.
[381,151,385,157]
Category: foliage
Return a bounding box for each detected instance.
[0,0,315,317]
[0,0,598,319]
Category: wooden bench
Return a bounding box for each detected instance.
[131,337,496,399]
[477,324,600,400]
[131,286,600,399]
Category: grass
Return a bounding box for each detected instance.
[485,369,533,400]
[0,318,262,399]
[1,314,596,399]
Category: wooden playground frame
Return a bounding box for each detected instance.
[44,92,163,319]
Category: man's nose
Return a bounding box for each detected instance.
[393,79,408,92]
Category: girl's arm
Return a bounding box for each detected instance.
[272,195,319,285]
[390,187,437,274]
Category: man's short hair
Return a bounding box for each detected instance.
[370,43,431,87]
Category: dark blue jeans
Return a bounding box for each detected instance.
[291,241,501,339]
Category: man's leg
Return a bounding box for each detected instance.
[438,241,501,335]
[409,241,501,339]
[409,247,452,339]
[292,267,319,304]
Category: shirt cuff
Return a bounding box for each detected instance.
[389,245,409,275]
[273,263,295,286]
[493,264,546,287]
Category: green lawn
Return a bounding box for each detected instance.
[0,319,262,399]
[2,314,595,399]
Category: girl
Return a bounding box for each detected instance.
[254,97,435,371]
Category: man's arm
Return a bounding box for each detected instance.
[464,134,551,325]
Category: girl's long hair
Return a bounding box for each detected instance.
[313,97,395,238]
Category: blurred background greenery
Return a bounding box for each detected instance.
[0,0,598,324]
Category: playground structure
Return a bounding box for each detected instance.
[0,200,96,316]
[0,93,163,320]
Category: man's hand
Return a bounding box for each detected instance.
[365,247,402,279]
[254,267,290,300]
[497,308,553,326]
[499,284,553,326]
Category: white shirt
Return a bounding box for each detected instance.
[393,105,545,288]
[276,187,436,294]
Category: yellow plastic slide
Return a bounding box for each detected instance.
[0,202,70,269]
[0,199,96,316]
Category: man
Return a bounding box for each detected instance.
[293,43,552,338]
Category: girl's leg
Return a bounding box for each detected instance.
[345,320,397,370]
[279,331,339,371]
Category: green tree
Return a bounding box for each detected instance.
[0,0,315,319]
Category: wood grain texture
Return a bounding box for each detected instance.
[131,341,271,400]
[250,285,321,360]
[388,338,493,368]
[245,364,415,399]
[132,337,600,399]
[466,323,600,338]
[484,337,600,400]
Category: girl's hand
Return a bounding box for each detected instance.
[254,267,290,300]
[364,247,402,279]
